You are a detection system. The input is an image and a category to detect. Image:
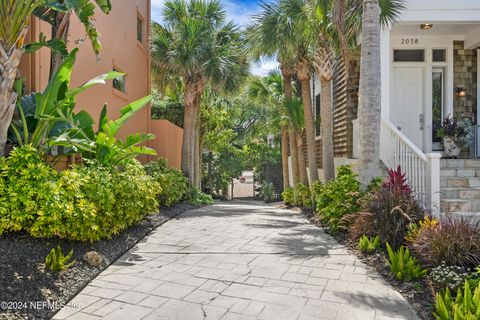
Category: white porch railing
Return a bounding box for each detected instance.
[380,119,441,212]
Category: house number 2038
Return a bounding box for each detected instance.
[401,38,419,45]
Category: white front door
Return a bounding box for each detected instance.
[392,67,425,151]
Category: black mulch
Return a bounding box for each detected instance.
[292,206,436,320]
[0,202,201,320]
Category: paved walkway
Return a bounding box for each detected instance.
[54,201,420,320]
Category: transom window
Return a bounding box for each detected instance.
[394,49,425,62]
[433,49,446,62]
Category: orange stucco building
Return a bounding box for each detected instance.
[19,0,183,168]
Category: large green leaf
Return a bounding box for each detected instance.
[35,49,78,118]
[67,71,124,97]
[103,95,152,137]
[24,32,69,57]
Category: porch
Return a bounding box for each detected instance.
[376,20,480,216]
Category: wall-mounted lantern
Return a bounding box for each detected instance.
[420,23,433,30]
[456,86,466,97]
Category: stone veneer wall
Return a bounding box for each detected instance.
[453,41,477,124]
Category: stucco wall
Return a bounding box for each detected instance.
[19,0,152,151]
[148,120,183,169]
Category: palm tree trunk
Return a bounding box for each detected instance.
[181,82,196,185]
[50,11,70,78]
[194,94,202,189]
[297,132,308,185]
[280,64,293,188]
[281,125,289,188]
[358,0,382,186]
[296,60,319,185]
[289,127,300,186]
[0,28,28,156]
[320,78,335,181]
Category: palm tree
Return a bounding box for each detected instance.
[248,1,298,188]
[0,0,43,156]
[247,71,296,188]
[280,0,319,186]
[305,0,339,182]
[151,0,248,187]
[284,97,309,184]
[357,0,405,185]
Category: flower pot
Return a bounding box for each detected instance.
[443,137,461,158]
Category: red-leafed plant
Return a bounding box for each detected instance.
[384,165,412,196]
[342,166,424,250]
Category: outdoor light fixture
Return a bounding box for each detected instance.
[456,87,466,97]
[420,23,433,30]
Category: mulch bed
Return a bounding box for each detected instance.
[289,206,436,320]
[0,202,201,320]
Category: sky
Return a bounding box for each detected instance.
[150,0,279,76]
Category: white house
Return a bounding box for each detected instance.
[303,0,480,216]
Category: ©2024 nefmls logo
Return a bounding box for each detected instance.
[0,300,82,311]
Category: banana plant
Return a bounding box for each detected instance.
[10,49,156,167]
[51,97,157,168]
[34,0,112,76]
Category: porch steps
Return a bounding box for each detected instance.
[440,159,480,216]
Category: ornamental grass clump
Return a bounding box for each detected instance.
[407,218,480,269]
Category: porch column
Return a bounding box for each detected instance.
[426,153,441,215]
[380,27,391,120]
[477,49,480,124]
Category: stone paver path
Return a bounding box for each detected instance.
[55,201,420,320]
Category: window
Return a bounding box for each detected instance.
[315,94,321,136]
[393,49,425,62]
[113,69,126,94]
[137,16,143,43]
[433,49,446,62]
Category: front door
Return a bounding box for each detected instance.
[392,67,425,151]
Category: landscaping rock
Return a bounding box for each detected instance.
[82,251,103,267]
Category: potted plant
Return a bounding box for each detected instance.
[436,115,473,158]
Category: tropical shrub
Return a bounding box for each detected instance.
[312,180,323,196]
[0,145,60,233]
[407,218,480,269]
[434,281,480,320]
[386,243,428,281]
[430,262,470,292]
[365,166,424,249]
[0,146,160,241]
[281,187,294,205]
[294,183,311,208]
[188,188,214,205]
[78,160,160,237]
[145,158,188,207]
[45,246,75,272]
[316,166,361,231]
[30,168,99,241]
[358,235,380,254]
[261,181,275,203]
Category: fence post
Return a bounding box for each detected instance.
[426,153,441,215]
